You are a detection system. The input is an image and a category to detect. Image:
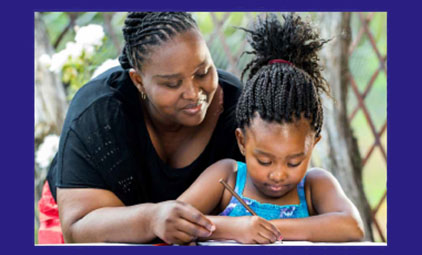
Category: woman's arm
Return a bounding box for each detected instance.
[58,188,215,244]
[270,168,365,242]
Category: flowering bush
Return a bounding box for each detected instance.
[39,24,106,99]
[35,134,60,169]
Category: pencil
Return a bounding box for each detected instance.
[219,178,257,216]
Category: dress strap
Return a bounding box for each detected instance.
[234,161,248,195]
[297,171,308,206]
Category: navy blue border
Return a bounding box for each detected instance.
[2,0,419,254]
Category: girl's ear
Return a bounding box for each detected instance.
[129,68,144,93]
[235,128,246,156]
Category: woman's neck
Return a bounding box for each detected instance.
[142,101,188,135]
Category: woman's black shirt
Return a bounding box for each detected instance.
[47,66,244,205]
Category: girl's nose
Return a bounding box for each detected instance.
[269,167,287,183]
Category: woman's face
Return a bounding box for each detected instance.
[130,29,218,128]
[236,115,320,199]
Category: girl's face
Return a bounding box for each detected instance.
[236,115,321,199]
[129,29,218,128]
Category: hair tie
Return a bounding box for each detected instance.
[268,59,294,66]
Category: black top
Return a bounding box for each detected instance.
[47,66,244,205]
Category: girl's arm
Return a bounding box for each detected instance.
[178,159,236,213]
[178,159,281,244]
[270,168,365,242]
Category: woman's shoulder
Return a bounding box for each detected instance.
[63,67,140,135]
[217,69,243,107]
[217,69,243,90]
[71,66,135,108]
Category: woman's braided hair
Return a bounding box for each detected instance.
[119,12,198,71]
[236,13,330,137]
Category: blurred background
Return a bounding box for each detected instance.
[34,12,386,243]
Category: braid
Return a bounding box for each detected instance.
[119,12,197,71]
[236,13,330,137]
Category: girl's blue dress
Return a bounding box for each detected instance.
[219,161,309,220]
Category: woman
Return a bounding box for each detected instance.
[38,12,243,244]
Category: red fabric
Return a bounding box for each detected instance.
[268,59,294,66]
[38,181,64,244]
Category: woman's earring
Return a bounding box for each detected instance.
[141,91,146,100]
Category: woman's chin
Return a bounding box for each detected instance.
[180,114,207,127]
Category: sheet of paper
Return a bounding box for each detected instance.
[197,240,386,246]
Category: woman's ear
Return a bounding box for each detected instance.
[314,134,322,146]
[235,128,246,156]
[128,68,144,93]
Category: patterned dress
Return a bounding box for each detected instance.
[219,161,310,220]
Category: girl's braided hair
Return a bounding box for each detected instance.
[236,13,330,137]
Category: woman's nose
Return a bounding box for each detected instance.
[182,80,199,101]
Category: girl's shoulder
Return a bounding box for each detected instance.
[304,168,339,215]
[306,168,336,182]
[305,167,340,192]
[208,159,240,210]
[206,159,239,181]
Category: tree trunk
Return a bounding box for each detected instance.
[34,12,68,202]
[315,12,374,241]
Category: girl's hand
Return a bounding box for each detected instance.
[151,200,216,244]
[231,216,282,244]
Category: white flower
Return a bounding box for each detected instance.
[49,50,70,73]
[82,44,95,58]
[75,24,105,48]
[65,41,83,59]
[91,58,120,79]
[39,54,51,68]
[36,134,60,169]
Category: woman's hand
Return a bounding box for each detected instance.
[230,216,282,244]
[151,200,216,244]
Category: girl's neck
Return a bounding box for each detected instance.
[244,175,301,206]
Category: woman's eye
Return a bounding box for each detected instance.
[287,162,302,168]
[165,80,182,88]
[196,69,209,78]
[257,159,272,166]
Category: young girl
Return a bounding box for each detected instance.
[178,13,364,244]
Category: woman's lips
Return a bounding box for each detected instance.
[182,103,203,115]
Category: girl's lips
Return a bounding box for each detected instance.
[268,185,283,192]
[266,184,289,192]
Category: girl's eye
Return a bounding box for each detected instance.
[287,162,302,168]
[257,159,272,166]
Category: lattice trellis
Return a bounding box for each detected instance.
[348,12,387,242]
